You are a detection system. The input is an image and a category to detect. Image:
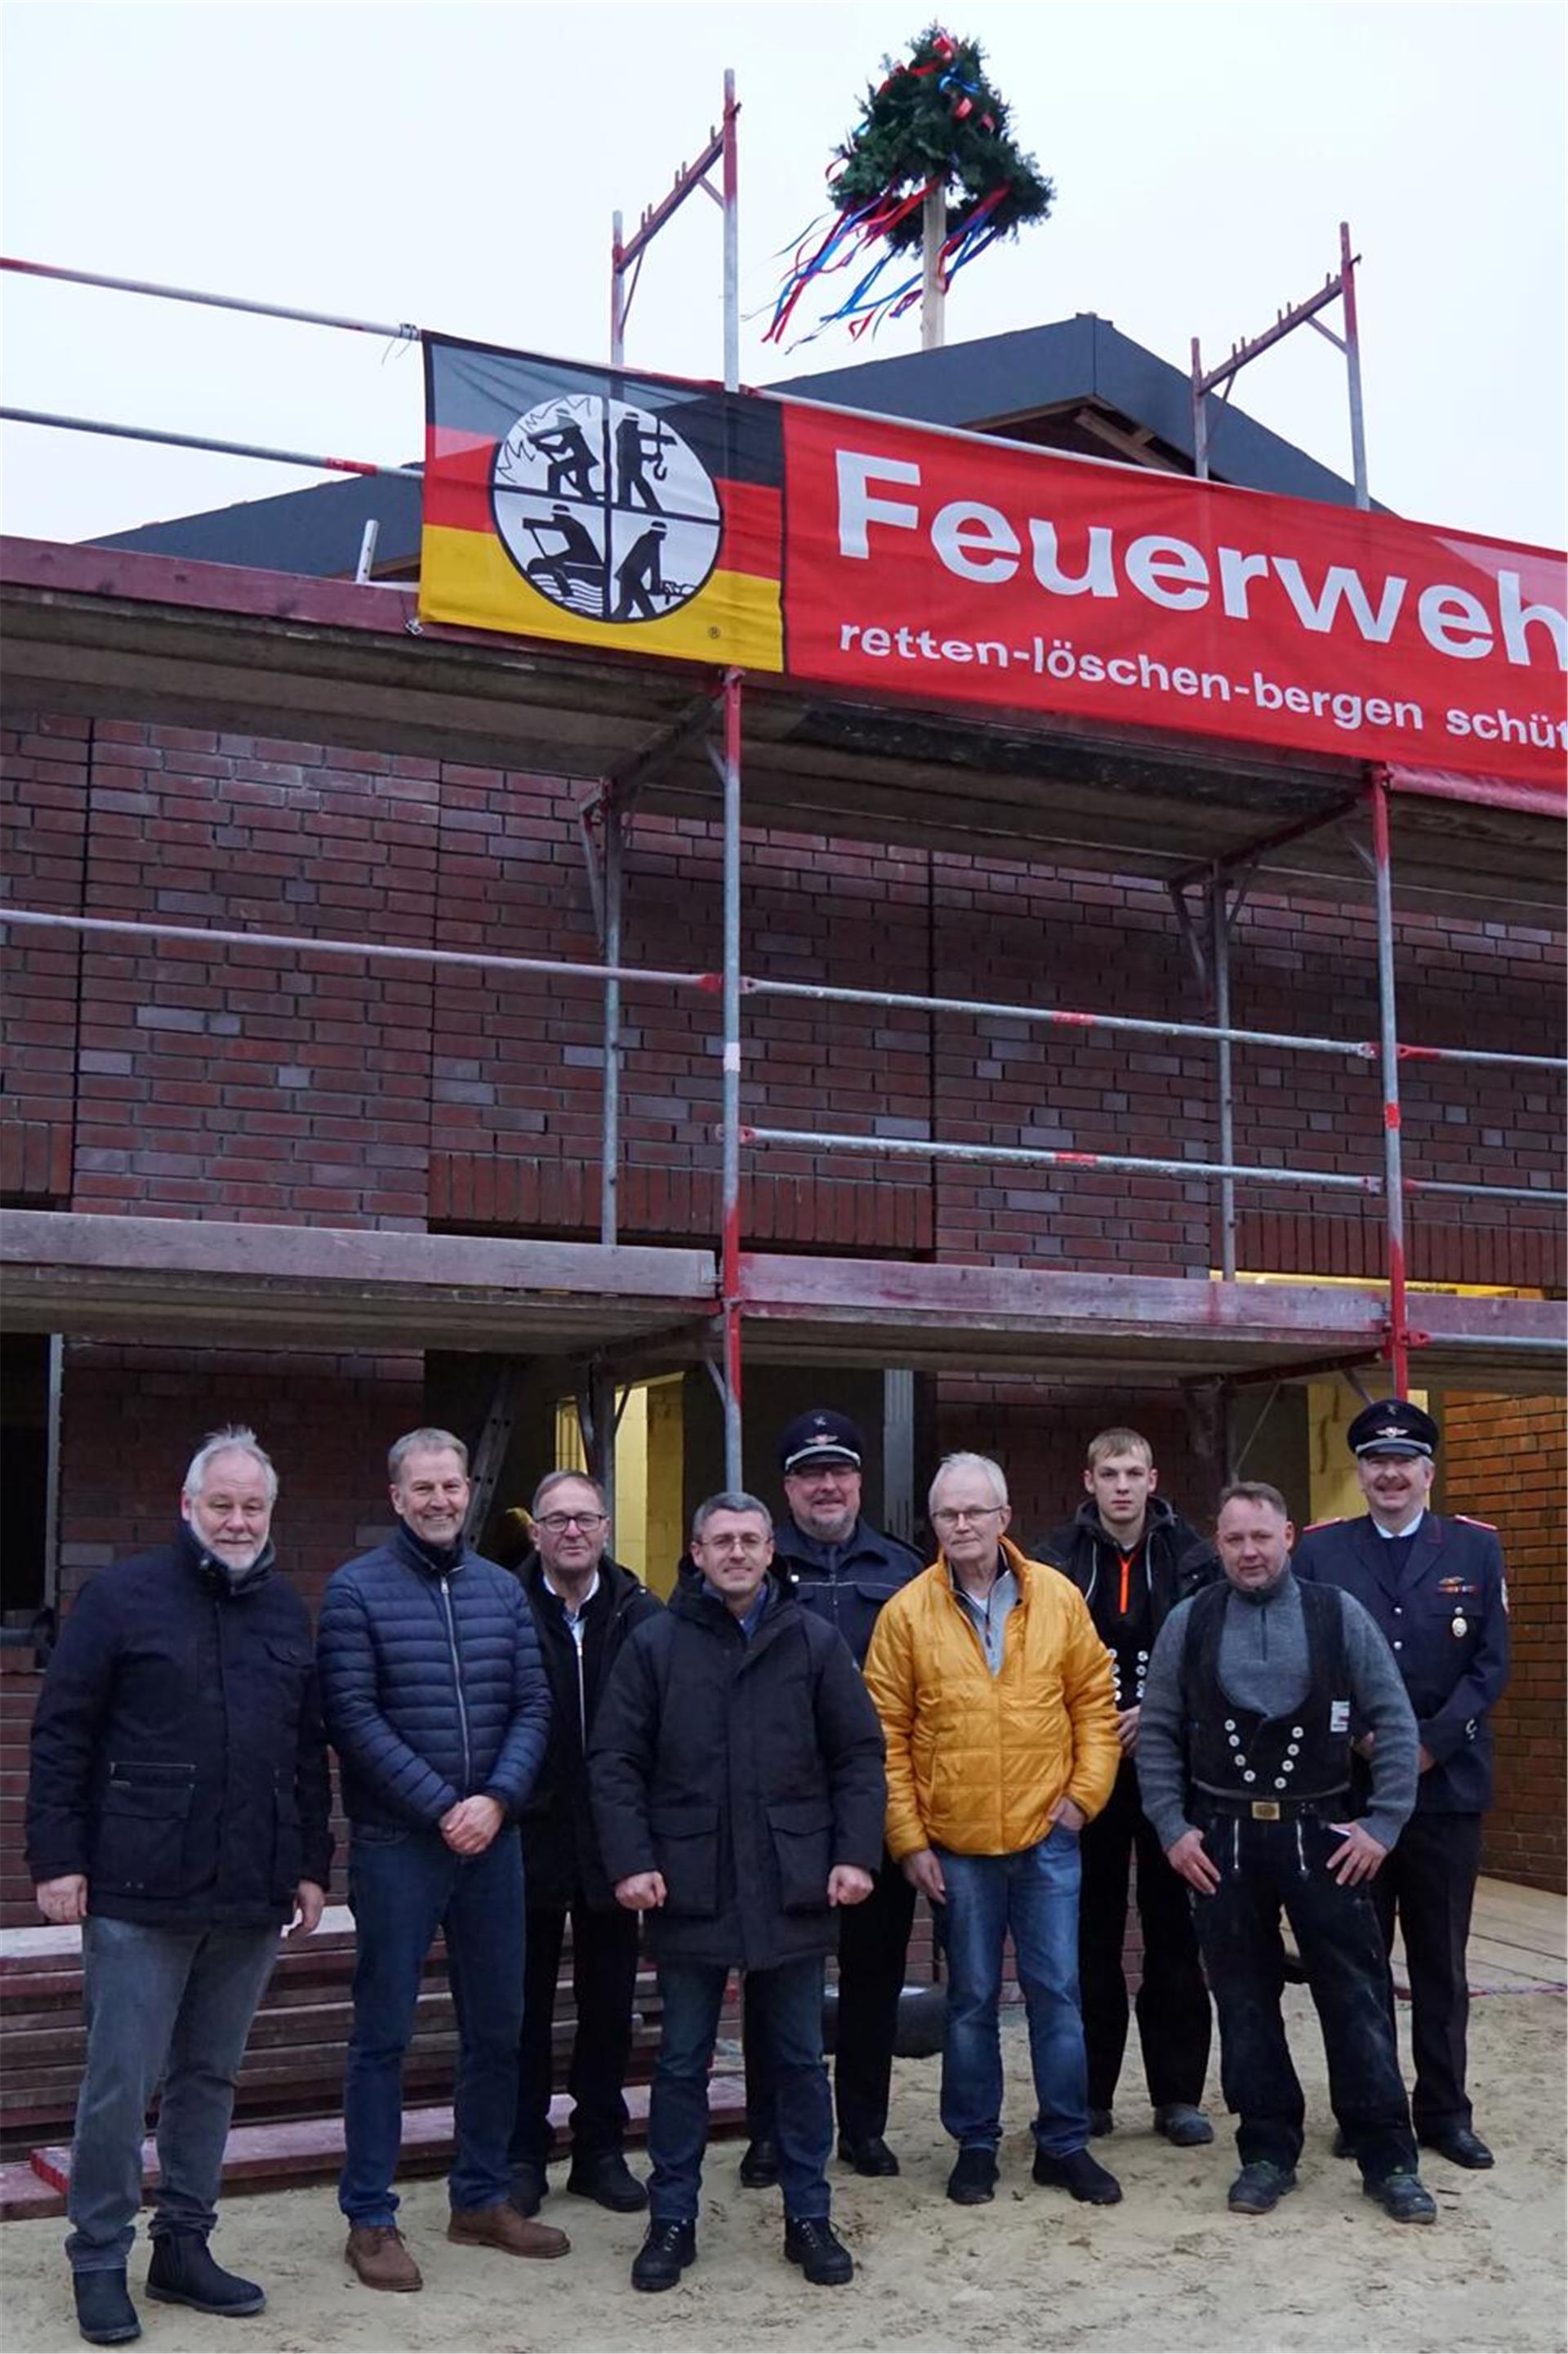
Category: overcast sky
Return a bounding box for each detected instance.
[2,0,1563,550]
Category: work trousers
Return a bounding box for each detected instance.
[509,1897,641,2169]
[1370,1809,1482,2138]
[66,1915,281,2273]
[743,1849,915,2144]
[1192,1806,1416,2184]
[1078,1759,1211,2113]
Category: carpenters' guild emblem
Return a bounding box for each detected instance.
[492,394,721,624]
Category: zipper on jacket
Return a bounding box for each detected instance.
[439,1576,474,1792]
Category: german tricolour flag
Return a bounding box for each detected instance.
[421,337,784,670]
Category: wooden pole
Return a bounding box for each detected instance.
[921,181,946,350]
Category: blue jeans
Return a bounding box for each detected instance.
[341,1823,524,2223]
[650,1957,831,2222]
[66,1915,282,2273]
[935,1834,1089,2157]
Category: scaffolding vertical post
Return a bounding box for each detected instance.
[719,671,745,1487]
[1340,221,1369,511]
[1191,337,1209,484]
[722,69,740,393]
[1209,872,1237,1278]
[599,798,623,1246]
[1369,769,1410,1395]
[610,210,626,371]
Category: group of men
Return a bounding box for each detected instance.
[26,1394,1509,2343]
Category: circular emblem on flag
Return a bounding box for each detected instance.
[491,393,722,624]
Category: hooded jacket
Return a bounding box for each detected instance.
[26,1523,332,1928]
[589,1574,886,1970]
[863,1538,1120,1860]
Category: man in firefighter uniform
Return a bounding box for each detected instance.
[1039,1428,1214,2146]
[1294,1398,1510,2171]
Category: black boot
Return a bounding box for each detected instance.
[73,2272,140,2347]
[145,2232,265,2317]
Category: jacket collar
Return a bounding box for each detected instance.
[392,1521,466,1580]
[175,1516,276,1598]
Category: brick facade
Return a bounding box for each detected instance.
[1442,1392,1567,1894]
[1,702,1562,1923]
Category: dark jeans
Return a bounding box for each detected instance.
[510,1897,640,2168]
[1192,1807,1416,2182]
[1371,1809,1481,2137]
[1079,1759,1211,2111]
[744,1850,916,2143]
[651,1956,831,2222]
[66,1915,281,2273]
[934,1834,1089,2157]
[341,1823,524,2224]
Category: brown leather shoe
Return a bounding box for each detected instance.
[345,2224,422,2292]
[448,2203,570,2259]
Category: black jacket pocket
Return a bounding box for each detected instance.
[768,1799,834,1914]
[650,1801,719,1918]
[93,1766,197,1899]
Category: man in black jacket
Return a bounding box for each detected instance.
[740,1408,922,2186]
[591,1492,886,2294]
[27,1425,332,2349]
[507,1469,662,2218]
[1039,1426,1214,2147]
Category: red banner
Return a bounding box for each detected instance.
[780,406,1567,791]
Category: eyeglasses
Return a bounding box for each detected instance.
[537,1512,607,1534]
[931,1505,1005,1529]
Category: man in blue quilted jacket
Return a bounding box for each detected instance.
[319,1427,560,2291]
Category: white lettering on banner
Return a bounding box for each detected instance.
[832,453,1568,671]
[1029,521,1118,598]
[932,501,1020,583]
[1499,571,1568,667]
[1270,559,1406,640]
[1418,586,1494,658]
[835,453,921,559]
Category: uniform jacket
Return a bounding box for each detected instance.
[514,1551,662,1910]
[318,1523,550,1830]
[25,1524,332,1928]
[1294,1511,1509,1813]
[862,1539,1120,1860]
[588,1576,886,1971]
[770,1514,923,1670]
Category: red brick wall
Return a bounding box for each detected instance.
[3,707,1561,1277]
[1441,1392,1566,1895]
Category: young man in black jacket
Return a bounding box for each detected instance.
[507,1469,662,2218]
[591,1492,886,2294]
[1039,1426,1214,2147]
[27,1426,332,2348]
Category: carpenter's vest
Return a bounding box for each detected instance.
[1180,1579,1352,1806]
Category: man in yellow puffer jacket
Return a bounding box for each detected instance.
[864,1451,1122,2210]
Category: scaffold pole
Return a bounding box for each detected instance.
[719,671,746,1487]
[1370,768,1410,1393]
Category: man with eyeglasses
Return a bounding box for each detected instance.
[507,1471,662,2220]
[736,1409,923,2188]
[865,1453,1122,2210]
[591,1493,886,2293]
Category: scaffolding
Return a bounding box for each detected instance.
[2,248,1565,1507]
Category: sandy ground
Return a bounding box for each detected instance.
[2,1990,1562,2354]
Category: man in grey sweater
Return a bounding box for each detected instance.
[1137,1481,1436,2224]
